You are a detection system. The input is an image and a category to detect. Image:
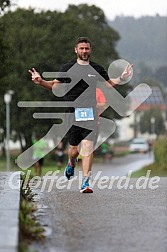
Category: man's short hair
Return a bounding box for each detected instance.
[76,37,92,47]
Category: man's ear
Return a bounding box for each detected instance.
[74,47,77,54]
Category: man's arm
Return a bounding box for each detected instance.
[96,88,106,110]
[106,63,133,87]
[28,68,61,90]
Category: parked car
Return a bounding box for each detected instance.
[129,138,149,153]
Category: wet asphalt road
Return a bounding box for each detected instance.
[30,154,167,252]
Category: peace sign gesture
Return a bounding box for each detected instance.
[28,68,42,84]
[120,63,133,81]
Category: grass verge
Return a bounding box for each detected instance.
[131,162,167,177]
[19,173,45,252]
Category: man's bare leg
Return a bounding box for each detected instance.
[68,145,79,166]
[81,140,94,176]
[79,140,94,193]
[34,162,42,176]
[64,145,79,180]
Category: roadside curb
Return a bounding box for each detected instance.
[0,172,20,252]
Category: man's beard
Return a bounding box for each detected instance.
[78,53,90,61]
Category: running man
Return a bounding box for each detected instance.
[29,37,133,193]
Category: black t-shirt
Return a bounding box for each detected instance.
[57,60,109,108]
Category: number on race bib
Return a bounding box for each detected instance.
[75,108,94,121]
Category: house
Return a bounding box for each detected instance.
[116,86,167,140]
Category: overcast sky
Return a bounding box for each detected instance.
[16,0,167,20]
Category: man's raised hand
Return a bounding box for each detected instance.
[28,68,42,84]
[120,63,133,81]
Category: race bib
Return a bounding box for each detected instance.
[75,107,94,121]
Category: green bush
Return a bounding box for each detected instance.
[154,137,167,169]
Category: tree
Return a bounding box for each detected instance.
[0,8,58,151]
[63,4,120,67]
[0,1,12,155]
[0,0,10,14]
[140,108,166,136]
[110,15,167,69]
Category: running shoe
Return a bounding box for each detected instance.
[80,176,93,193]
[64,159,77,180]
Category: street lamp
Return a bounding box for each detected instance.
[136,114,140,136]
[4,90,14,171]
[151,117,155,135]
